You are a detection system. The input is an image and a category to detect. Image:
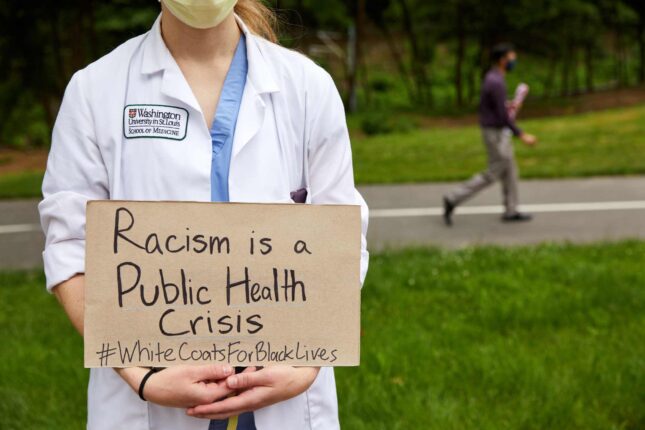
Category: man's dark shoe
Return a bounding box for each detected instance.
[501,212,533,222]
[443,196,455,226]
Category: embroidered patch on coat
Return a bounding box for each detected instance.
[123,104,189,140]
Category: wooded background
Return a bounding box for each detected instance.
[1,0,644,147]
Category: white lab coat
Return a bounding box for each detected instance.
[39,14,369,430]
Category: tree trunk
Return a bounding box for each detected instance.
[346,0,366,112]
[70,0,87,72]
[584,43,594,92]
[572,47,580,95]
[359,30,372,107]
[378,22,415,104]
[638,16,645,83]
[614,0,626,86]
[561,44,571,96]
[468,38,486,104]
[346,23,358,112]
[87,0,98,59]
[49,9,65,94]
[398,0,432,106]
[454,0,466,107]
[615,33,624,86]
[39,92,56,146]
[544,56,557,98]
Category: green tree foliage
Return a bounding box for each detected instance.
[362,0,643,108]
[0,0,157,147]
[0,0,643,147]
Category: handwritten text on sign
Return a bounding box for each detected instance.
[84,201,361,368]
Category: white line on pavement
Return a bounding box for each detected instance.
[370,200,645,218]
[1,200,644,232]
[0,223,41,234]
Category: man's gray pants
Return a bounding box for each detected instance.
[447,127,519,215]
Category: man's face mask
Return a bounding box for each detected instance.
[505,59,517,72]
[161,0,238,29]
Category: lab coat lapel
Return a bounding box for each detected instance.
[141,14,203,114]
[231,79,265,158]
[160,67,202,114]
[141,14,280,158]
[231,16,279,159]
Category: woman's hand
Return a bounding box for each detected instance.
[186,366,320,419]
[117,365,236,408]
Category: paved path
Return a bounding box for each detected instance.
[362,176,645,251]
[0,199,43,270]
[1,176,644,269]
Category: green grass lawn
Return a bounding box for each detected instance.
[1,242,644,429]
[1,104,645,199]
[351,104,645,184]
[0,171,43,199]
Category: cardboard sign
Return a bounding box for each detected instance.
[84,201,361,368]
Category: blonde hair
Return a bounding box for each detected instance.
[234,0,278,43]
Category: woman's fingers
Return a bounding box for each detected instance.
[187,387,266,417]
[185,367,318,418]
[226,367,271,390]
[188,366,259,405]
[192,380,235,404]
[191,364,234,382]
[233,366,259,393]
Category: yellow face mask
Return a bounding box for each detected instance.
[161,0,238,29]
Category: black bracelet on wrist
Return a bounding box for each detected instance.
[138,367,161,401]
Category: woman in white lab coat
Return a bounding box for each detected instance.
[38,1,368,429]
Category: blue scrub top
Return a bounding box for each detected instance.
[207,34,256,430]
[210,34,247,203]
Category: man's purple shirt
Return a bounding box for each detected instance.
[479,68,521,136]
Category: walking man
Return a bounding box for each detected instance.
[443,43,537,225]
